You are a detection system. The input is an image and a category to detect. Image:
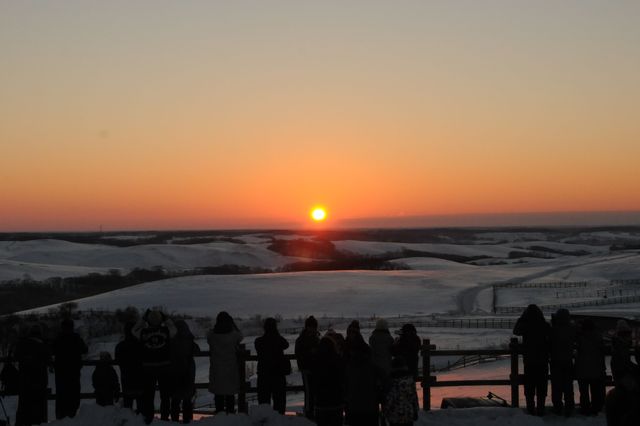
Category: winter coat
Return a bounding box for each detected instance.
[15,335,51,426]
[369,329,394,377]
[345,353,381,415]
[550,324,577,363]
[313,350,345,409]
[207,329,243,394]
[383,374,418,424]
[0,362,19,395]
[255,333,290,376]
[513,314,551,366]
[92,363,120,406]
[575,329,606,380]
[170,333,201,399]
[15,336,50,392]
[132,318,177,369]
[610,334,639,390]
[52,331,88,376]
[392,333,421,379]
[295,329,320,371]
[114,336,144,394]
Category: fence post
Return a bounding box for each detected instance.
[238,344,249,413]
[421,339,434,411]
[509,337,519,408]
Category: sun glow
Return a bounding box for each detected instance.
[311,207,327,222]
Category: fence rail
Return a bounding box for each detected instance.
[492,281,588,289]
[495,294,640,314]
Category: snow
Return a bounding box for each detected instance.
[3,231,637,426]
[333,240,515,258]
[8,403,607,426]
[0,239,299,282]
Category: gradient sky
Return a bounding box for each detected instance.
[2,1,640,231]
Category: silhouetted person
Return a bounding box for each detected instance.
[513,304,550,416]
[392,324,421,380]
[0,358,19,396]
[1,328,19,396]
[369,319,394,378]
[575,318,606,416]
[606,320,640,426]
[53,318,88,420]
[383,357,418,426]
[324,328,346,357]
[115,321,144,412]
[170,320,200,423]
[133,309,176,424]
[92,351,120,406]
[255,317,290,414]
[549,308,576,416]
[345,334,380,426]
[295,315,320,419]
[313,336,345,426]
[207,311,243,414]
[15,325,50,426]
[345,320,362,358]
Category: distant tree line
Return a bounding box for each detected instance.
[0,265,271,315]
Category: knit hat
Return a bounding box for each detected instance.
[375,319,389,331]
[147,310,163,326]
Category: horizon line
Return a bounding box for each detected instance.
[2,210,640,234]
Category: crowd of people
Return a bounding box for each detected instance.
[0,310,421,426]
[513,304,639,426]
[0,306,638,426]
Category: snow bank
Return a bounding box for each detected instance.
[46,404,315,426]
[419,407,605,426]
[41,405,606,426]
[0,239,298,282]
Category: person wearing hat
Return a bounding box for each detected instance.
[295,316,320,419]
[133,309,177,423]
[392,324,421,380]
[549,308,577,416]
[255,317,290,414]
[575,318,606,416]
[369,319,394,379]
[52,318,88,420]
[15,324,51,426]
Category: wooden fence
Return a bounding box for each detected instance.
[2,338,622,413]
[495,294,640,314]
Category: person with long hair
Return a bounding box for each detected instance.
[207,311,243,414]
[170,320,200,423]
[513,304,551,416]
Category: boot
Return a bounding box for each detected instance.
[536,395,546,416]
[526,396,535,415]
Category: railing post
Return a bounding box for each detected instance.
[237,344,249,413]
[421,339,433,411]
[509,337,519,408]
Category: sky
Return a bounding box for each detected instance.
[1,1,640,231]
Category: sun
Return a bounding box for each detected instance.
[310,207,327,222]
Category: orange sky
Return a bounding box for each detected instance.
[1,2,640,231]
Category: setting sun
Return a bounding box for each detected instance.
[311,207,327,222]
